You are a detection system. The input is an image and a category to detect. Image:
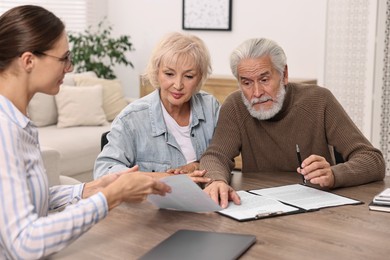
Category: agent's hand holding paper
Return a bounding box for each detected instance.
[147,175,222,212]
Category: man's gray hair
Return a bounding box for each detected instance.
[230,38,287,79]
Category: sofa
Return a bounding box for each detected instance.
[28,72,130,185]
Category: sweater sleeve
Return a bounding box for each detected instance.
[200,91,242,183]
[323,89,385,187]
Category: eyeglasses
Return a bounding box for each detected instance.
[33,50,73,71]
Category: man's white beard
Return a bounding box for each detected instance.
[242,81,286,120]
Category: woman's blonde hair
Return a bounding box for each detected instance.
[142,32,212,92]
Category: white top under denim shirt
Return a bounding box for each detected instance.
[0,95,108,259]
[94,89,220,179]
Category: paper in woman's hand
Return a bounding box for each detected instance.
[147,175,222,213]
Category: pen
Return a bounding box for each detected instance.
[255,211,284,219]
[296,144,307,184]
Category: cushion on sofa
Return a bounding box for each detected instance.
[55,85,108,128]
[32,72,127,182]
[28,93,58,127]
[74,76,128,121]
[63,71,97,86]
[28,71,98,127]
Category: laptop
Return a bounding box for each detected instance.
[139,229,256,260]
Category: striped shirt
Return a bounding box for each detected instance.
[0,95,108,259]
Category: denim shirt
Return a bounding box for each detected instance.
[94,90,220,178]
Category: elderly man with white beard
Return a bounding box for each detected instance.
[199,38,385,208]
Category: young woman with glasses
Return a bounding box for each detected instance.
[0,5,171,259]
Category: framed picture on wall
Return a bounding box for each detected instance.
[182,0,232,31]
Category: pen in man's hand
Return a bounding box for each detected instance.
[296,144,307,184]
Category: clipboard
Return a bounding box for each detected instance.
[218,184,362,222]
[218,190,307,222]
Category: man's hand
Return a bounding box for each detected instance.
[297,154,335,188]
[203,180,241,208]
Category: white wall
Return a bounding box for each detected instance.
[107,0,327,98]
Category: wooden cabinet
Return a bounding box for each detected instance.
[140,75,317,169]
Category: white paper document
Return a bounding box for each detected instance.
[251,184,360,210]
[373,188,390,205]
[218,184,361,221]
[147,175,222,213]
[219,191,299,221]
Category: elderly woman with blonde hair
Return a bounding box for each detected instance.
[94,32,220,181]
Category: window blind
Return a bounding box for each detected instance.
[0,0,107,33]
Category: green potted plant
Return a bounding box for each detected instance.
[68,19,134,79]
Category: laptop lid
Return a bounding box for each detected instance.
[139,229,256,260]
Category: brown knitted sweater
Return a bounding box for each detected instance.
[200,83,385,188]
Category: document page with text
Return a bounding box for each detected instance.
[251,184,361,210]
[218,190,300,221]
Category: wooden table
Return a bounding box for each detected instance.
[50,172,390,260]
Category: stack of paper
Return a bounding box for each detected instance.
[369,188,390,212]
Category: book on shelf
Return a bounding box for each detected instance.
[369,188,390,213]
[218,184,362,221]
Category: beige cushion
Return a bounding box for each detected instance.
[27,72,98,127]
[55,85,108,128]
[63,71,97,86]
[28,93,58,127]
[74,77,128,121]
